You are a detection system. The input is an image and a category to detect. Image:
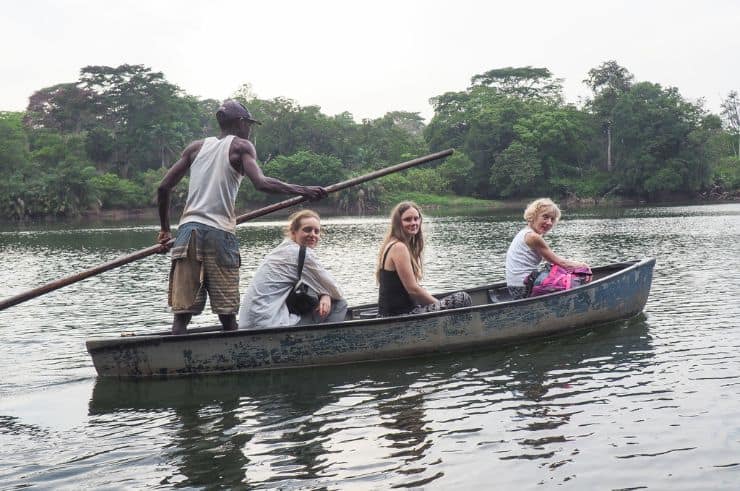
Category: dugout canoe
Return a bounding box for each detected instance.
[86,258,655,377]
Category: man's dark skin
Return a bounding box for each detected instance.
[157,117,327,334]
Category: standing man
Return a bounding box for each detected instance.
[157,100,327,334]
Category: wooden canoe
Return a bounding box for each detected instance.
[86,258,655,377]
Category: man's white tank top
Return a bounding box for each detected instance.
[505,226,542,286]
[179,135,243,233]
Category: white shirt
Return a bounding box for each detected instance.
[505,226,542,286]
[238,240,343,329]
[180,136,243,233]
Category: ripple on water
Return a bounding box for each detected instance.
[2,205,740,489]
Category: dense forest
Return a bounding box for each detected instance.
[0,62,738,220]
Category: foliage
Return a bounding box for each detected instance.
[26,65,208,177]
[405,168,450,194]
[611,82,710,197]
[720,91,740,157]
[25,83,96,133]
[90,173,146,209]
[3,132,99,218]
[85,127,115,166]
[334,180,382,215]
[513,104,593,181]
[712,156,740,188]
[375,172,412,196]
[436,152,475,195]
[246,97,343,161]
[426,85,536,197]
[489,142,543,198]
[583,60,635,173]
[583,60,634,115]
[3,62,739,221]
[237,150,348,208]
[241,95,427,171]
[379,191,498,210]
[136,168,170,207]
[549,170,615,198]
[262,151,346,186]
[0,112,30,175]
[426,76,588,199]
[470,66,564,102]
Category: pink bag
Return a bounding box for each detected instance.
[528,264,592,297]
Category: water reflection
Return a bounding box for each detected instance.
[169,398,249,487]
[4,204,740,489]
[87,316,652,488]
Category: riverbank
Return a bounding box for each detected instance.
[3,191,737,228]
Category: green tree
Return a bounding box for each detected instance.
[426,86,529,197]
[584,61,634,172]
[405,167,449,194]
[427,76,565,198]
[78,64,204,175]
[90,173,146,208]
[242,97,342,161]
[23,131,99,216]
[0,112,30,175]
[85,127,115,168]
[489,141,542,198]
[136,168,170,206]
[471,66,564,102]
[25,83,96,133]
[262,150,346,186]
[720,91,740,158]
[514,104,593,182]
[611,82,709,198]
[437,152,476,195]
[354,112,427,169]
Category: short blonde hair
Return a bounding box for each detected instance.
[523,198,561,224]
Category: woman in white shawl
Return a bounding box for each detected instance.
[238,210,347,328]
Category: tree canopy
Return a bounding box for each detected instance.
[0,62,737,220]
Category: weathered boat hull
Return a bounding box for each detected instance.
[86,258,655,377]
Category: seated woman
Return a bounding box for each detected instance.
[505,198,590,300]
[376,201,471,316]
[238,210,347,329]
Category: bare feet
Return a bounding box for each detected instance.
[219,314,238,331]
[171,313,191,335]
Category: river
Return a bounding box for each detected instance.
[1,203,739,489]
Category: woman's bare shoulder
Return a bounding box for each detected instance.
[388,241,409,254]
[524,230,543,245]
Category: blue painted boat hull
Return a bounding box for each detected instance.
[86,258,655,377]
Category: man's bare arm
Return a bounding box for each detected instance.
[232,138,327,199]
[157,141,202,244]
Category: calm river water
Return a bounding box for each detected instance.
[1,203,739,490]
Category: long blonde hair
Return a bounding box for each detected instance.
[376,201,424,282]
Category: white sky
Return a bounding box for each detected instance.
[2,0,738,121]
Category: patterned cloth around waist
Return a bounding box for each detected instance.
[171,222,240,268]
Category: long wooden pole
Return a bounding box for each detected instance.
[0,149,453,311]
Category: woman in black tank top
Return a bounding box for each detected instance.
[376,202,471,316]
[377,242,415,316]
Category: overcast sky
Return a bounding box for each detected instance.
[2,0,738,121]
